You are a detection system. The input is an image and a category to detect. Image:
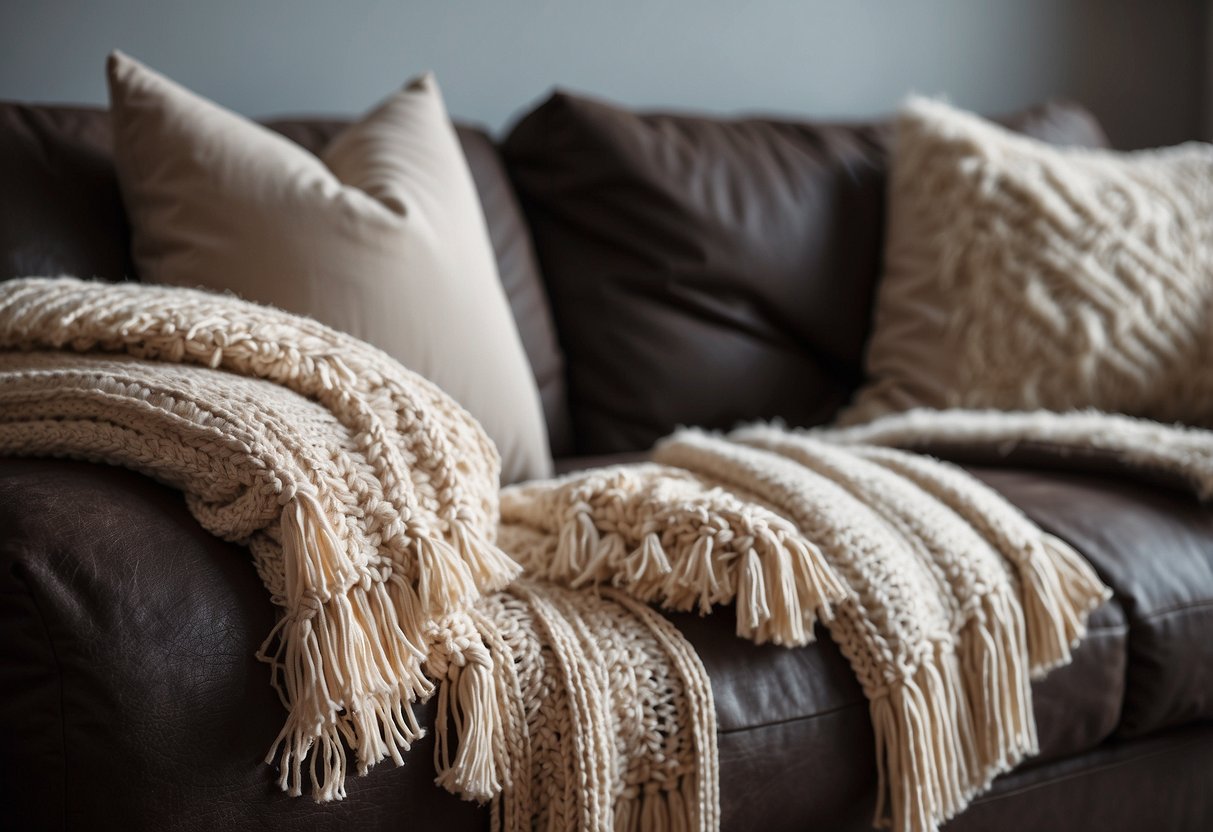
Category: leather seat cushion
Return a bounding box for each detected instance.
[2,457,1161,832]
[972,467,1213,738]
[674,589,1127,831]
[945,723,1213,832]
[0,459,483,830]
[551,454,1144,830]
[559,455,1212,747]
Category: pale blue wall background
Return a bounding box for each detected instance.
[0,0,1207,148]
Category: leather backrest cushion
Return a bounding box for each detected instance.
[0,102,572,456]
[503,92,1109,455]
[0,104,137,281]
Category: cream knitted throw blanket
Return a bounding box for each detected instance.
[501,424,1124,832]
[0,277,716,830]
[11,277,1209,832]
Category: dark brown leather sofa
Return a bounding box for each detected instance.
[2,95,1211,831]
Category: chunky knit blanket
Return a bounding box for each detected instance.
[8,277,1211,832]
[0,277,717,830]
[503,427,1118,832]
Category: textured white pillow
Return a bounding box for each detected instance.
[845,97,1213,426]
[107,51,551,483]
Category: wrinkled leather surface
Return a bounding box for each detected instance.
[659,530,1128,831]
[0,459,483,831]
[0,102,571,456]
[682,606,1134,831]
[9,457,1205,832]
[972,467,1213,738]
[503,93,1109,455]
[947,723,1213,832]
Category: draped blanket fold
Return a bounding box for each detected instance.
[12,277,1213,832]
[501,426,1120,832]
[0,277,717,830]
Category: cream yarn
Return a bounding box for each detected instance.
[0,276,719,832]
[0,277,513,802]
[502,426,1113,832]
[470,582,718,832]
[9,277,1181,832]
[819,407,1213,500]
[845,97,1213,426]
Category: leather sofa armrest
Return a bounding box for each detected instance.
[0,458,484,831]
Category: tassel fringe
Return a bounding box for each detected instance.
[430,621,506,802]
[265,431,1105,820]
[260,492,513,802]
[1022,534,1111,676]
[519,495,846,647]
[870,586,1041,832]
[612,776,700,832]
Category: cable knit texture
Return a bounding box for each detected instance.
[844,97,1213,425]
[0,276,717,831]
[0,275,517,802]
[19,278,1208,832]
[502,425,1123,832]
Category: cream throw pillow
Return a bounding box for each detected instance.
[844,97,1213,427]
[107,51,551,483]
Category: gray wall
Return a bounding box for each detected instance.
[0,0,1207,148]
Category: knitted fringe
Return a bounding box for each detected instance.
[505,427,1114,832]
[843,444,1111,677]
[259,492,519,802]
[869,588,1037,832]
[430,611,508,802]
[612,775,700,832]
[443,583,718,832]
[261,493,425,799]
[0,278,523,804]
[501,466,847,647]
[1023,534,1110,675]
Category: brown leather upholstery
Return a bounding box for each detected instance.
[5,456,1207,831]
[0,104,135,281]
[0,102,572,456]
[947,724,1213,832]
[503,93,1109,454]
[3,95,1211,832]
[0,459,483,831]
[972,468,1213,739]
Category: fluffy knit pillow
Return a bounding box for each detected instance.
[844,97,1213,426]
[107,51,551,483]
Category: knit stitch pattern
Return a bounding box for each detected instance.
[845,97,1213,426]
[502,426,1115,832]
[0,276,720,832]
[11,277,1185,832]
[0,276,516,802]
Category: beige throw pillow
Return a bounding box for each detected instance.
[844,97,1213,427]
[107,51,551,483]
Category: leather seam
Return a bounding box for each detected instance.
[718,699,867,735]
[1084,623,1127,635]
[11,559,69,832]
[716,620,1127,737]
[968,733,1208,806]
[1135,597,1213,622]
